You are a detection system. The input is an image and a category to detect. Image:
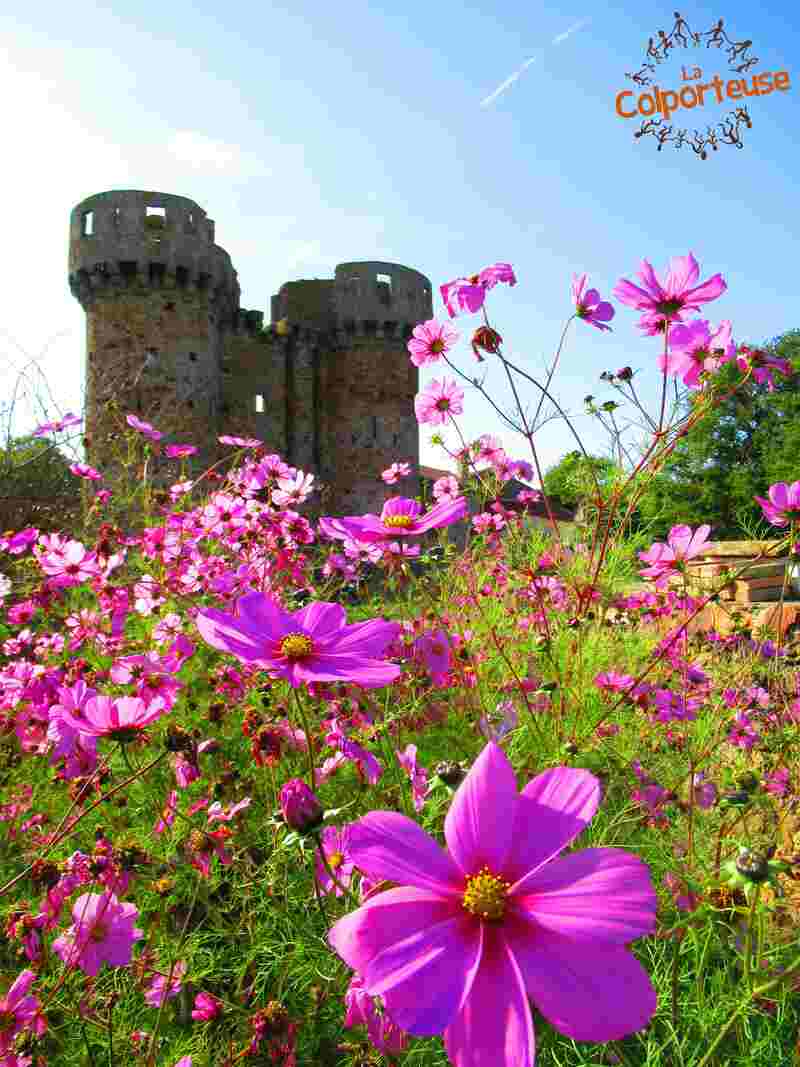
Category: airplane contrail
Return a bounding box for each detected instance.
[480,17,591,107]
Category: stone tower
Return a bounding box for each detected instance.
[68,190,433,515]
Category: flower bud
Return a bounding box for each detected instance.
[279,779,324,832]
[471,326,503,362]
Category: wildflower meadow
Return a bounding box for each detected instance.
[4,251,800,1067]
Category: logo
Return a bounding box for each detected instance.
[615,12,791,159]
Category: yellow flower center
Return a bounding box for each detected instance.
[279,633,314,659]
[462,866,511,922]
[329,851,343,869]
[382,515,415,528]
[430,339,445,353]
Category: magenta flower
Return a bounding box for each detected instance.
[381,462,412,485]
[440,263,517,319]
[319,495,468,545]
[192,992,222,1022]
[407,319,460,367]
[613,253,726,335]
[638,524,712,584]
[660,319,735,389]
[571,274,614,332]
[52,892,142,977]
[755,481,800,526]
[32,413,82,437]
[316,824,356,897]
[218,435,261,448]
[125,414,162,441]
[69,462,103,481]
[415,378,465,425]
[59,695,168,742]
[280,779,324,832]
[145,960,186,1007]
[0,971,45,1054]
[195,591,401,689]
[165,443,198,458]
[433,475,461,503]
[736,345,792,391]
[328,742,657,1066]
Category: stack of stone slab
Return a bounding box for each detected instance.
[668,541,790,604]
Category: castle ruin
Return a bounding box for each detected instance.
[68,190,433,516]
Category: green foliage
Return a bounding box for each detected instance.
[543,451,619,508]
[0,433,74,498]
[635,328,800,541]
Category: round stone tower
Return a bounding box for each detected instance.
[319,261,434,516]
[68,190,240,466]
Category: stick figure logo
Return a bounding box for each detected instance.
[620,12,766,159]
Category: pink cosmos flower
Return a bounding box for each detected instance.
[280,780,323,832]
[192,992,222,1021]
[414,378,465,425]
[407,319,461,367]
[165,443,198,458]
[58,694,167,742]
[218,435,261,448]
[32,413,82,437]
[125,414,162,441]
[659,319,735,389]
[319,495,468,545]
[69,463,103,481]
[396,744,429,812]
[328,742,657,1067]
[441,263,517,319]
[316,824,356,897]
[52,892,142,977]
[381,462,412,485]
[638,524,712,585]
[413,630,453,684]
[145,960,186,1007]
[433,475,461,503]
[173,1059,192,1067]
[755,481,800,526]
[735,345,791,391]
[195,591,401,689]
[0,971,46,1054]
[571,274,614,332]
[613,253,726,336]
[272,470,315,508]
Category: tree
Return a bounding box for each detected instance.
[635,328,800,541]
[543,451,620,509]
[0,434,75,499]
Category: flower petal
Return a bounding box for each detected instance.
[444,741,518,875]
[347,811,464,896]
[234,592,295,635]
[294,601,347,638]
[294,653,400,688]
[502,768,601,886]
[507,913,657,1041]
[443,925,536,1067]
[512,847,657,943]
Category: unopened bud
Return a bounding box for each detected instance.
[279,779,324,832]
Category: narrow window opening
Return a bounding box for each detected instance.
[146,205,166,219]
[376,273,392,286]
[255,394,265,413]
[149,262,166,284]
[175,266,189,288]
[188,352,198,362]
[372,416,378,439]
[112,207,121,226]
[118,260,138,280]
[82,211,94,236]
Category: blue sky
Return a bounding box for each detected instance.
[1,0,797,477]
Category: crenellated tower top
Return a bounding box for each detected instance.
[68,189,240,323]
